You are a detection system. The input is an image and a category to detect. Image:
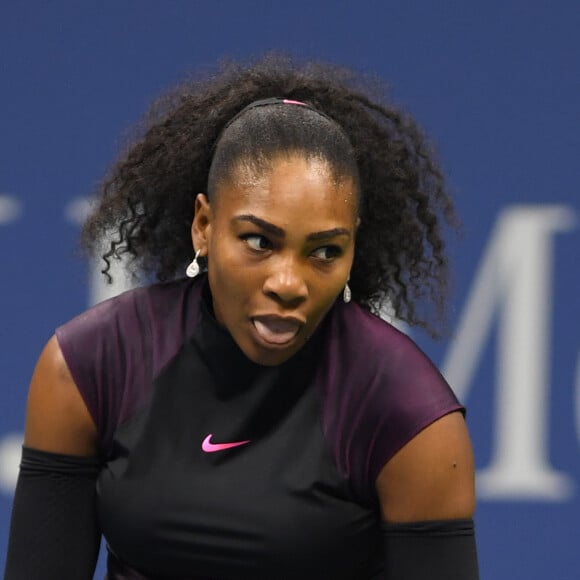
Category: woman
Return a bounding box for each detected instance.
[5,56,478,578]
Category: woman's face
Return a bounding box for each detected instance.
[192,154,358,366]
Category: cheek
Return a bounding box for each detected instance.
[208,229,263,290]
[207,246,254,310]
[207,229,240,281]
[309,274,347,313]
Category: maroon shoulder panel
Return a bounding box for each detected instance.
[55,277,203,454]
[316,302,463,503]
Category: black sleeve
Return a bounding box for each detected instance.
[4,446,102,580]
[382,518,479,580]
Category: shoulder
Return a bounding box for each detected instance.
[56,277,200,340]
[319,301,464,502]
[334,311,476,521]
[55,277,202,368]
[52,277,204,449]
[332,301,427,361]
[327,301,455,403]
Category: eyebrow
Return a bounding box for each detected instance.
[234,214,351,241]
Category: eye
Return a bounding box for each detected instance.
[241,234,272,252]
[311,245,343,261]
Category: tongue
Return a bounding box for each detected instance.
[253,319,300,345]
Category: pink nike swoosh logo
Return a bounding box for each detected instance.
[201,434,251,453]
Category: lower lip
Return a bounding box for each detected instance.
[251,319,301,348]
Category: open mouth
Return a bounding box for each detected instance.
[252,316,302,346]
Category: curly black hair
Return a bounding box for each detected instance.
[82,54,457,335]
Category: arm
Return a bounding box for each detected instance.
[4,336,102,579]
[376,411,479,579]
[24,335,97,454]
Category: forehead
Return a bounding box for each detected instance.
[213,154,358,224]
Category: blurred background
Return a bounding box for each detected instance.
[1,1,578,578]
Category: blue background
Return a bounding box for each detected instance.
[1,1,578,578]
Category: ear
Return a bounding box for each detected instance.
[191,193,212,257]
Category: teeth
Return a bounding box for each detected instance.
[253,319,300,345]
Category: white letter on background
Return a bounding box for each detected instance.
[443,205,576,500]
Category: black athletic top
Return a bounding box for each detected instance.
[55,275,463,579]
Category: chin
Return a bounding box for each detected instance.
[243,342,302,367]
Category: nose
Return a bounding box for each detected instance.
[262,258,308,306]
